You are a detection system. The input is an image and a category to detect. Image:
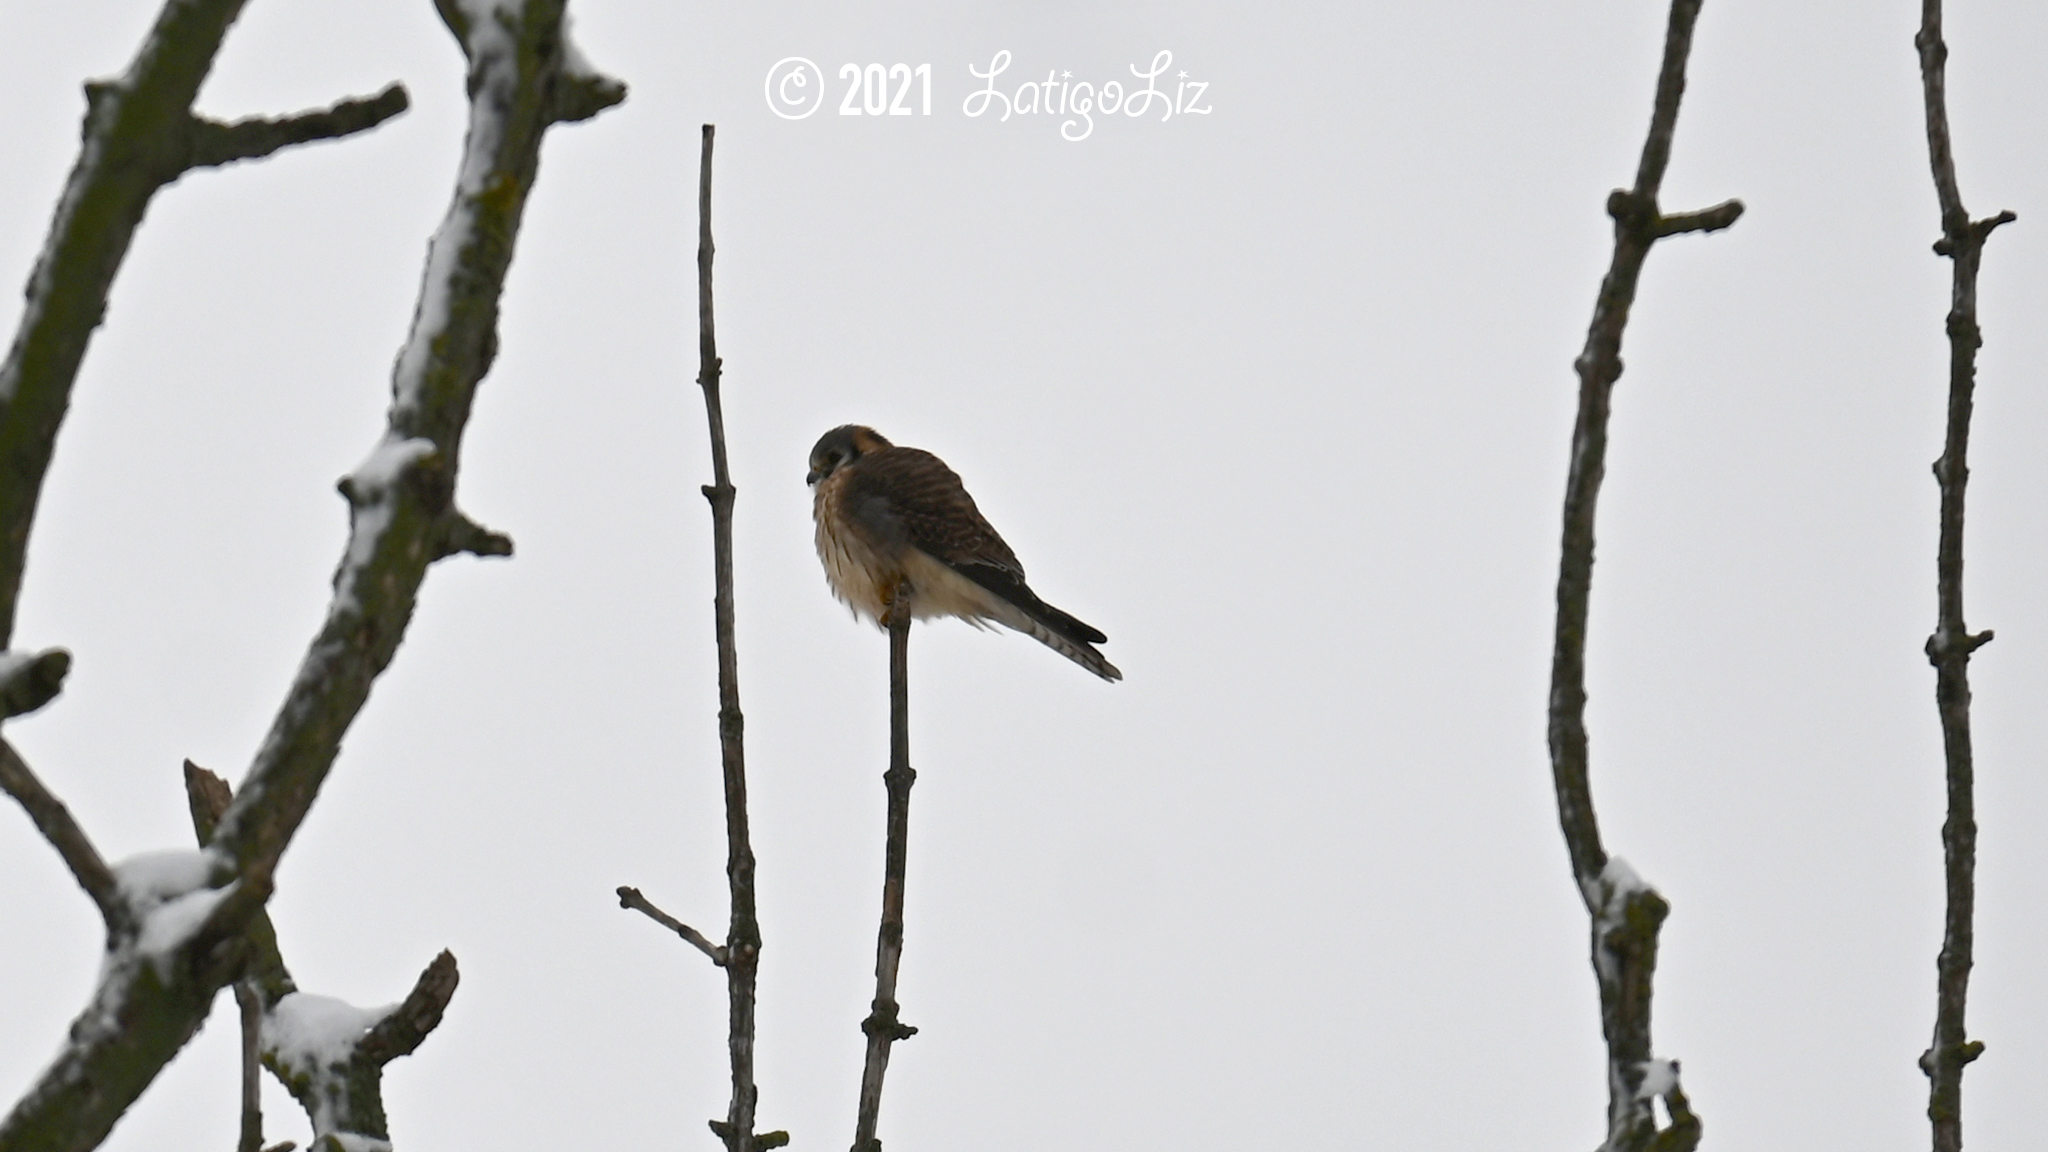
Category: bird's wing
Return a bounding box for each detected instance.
[844,446,1025,578]
[844,447,1109,649]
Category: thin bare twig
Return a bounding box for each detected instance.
[234,984,264,1152]
[1912,5,2012,1149]
[1548,2,1738,1149]
[616,886,726,965]
[615,124,783,1151]
[0,734,114,922]
[852,592,919,1152]
[606,126,782,1148]
[693,123,780,1152]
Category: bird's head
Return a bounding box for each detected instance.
[807,425,892,486]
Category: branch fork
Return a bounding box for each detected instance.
[1,2,621,1147]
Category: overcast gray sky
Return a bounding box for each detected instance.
[3,1,2047,1149]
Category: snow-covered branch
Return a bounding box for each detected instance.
[0,3,620,1149]
[187,763,457,1152]
[260,955,459,1152]
[0,0,407,651]
[203,0,624,899]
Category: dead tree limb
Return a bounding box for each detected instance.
[693,124,779,1152]
[851,592,918,1152]
[0,4,620,1148]
[615,123,784,1152]
[187,763,453,1152]
[0,0,407,649]
[1546,2,1739,1150]
[617,885,728,965]
[1912,5,2013,1149]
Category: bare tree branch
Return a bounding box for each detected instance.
[1912,4,2012,1149]
[0,734,115,922]
[0,0,409,649]
[186,762,286,1152]
[208,0,623,885]
[0,4,618,1148]
[692,123,781,1152]
[188,762,457,1151]
[259,951,460,1150]
[0,647,72,719]
[851,593,919,1152]
[234,983,265,1152]
[1547,2,1738,1149]
[185,84,410,170]
[616,886,727,966]
[617,122,783,1152]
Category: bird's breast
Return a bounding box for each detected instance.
[814,475,895,623]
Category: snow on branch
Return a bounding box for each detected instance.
[187,762,458,1152]
[0,811,270,1152]
[0,4,619,1149]
[261,956,459,1152]
[209,0,625,899]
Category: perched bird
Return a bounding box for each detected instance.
[808,425,1121,682]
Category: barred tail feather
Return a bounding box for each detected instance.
[1014,609,1123,682]
[936,557,1121,682]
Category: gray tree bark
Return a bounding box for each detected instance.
[1546,3,1739,1150]
[0,2,623,1149]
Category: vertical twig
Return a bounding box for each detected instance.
[234,983,263,1152]
[1912,6,2012,1150]
[1547,2,1739,1150]
[615,123,784,1152]
[693,124,780,1152]
[852,591,918,1152]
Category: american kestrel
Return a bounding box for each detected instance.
[807,425,1121,682]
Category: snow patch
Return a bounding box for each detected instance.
[560,13,597,78]
[112,849,233,978]
[350,435,437,494]
[1636,1058,1677,1099]
[114,848,217,904]
[136,885,232,973]
[332,436,437,613]
[264,992,395,1076]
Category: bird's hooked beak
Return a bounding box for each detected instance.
[805,468,822,486]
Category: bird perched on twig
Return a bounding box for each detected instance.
[807,425,1120,682]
